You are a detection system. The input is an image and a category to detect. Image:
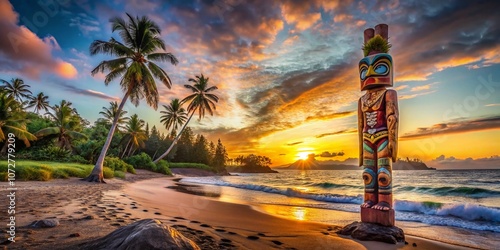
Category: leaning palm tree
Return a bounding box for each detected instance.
[99,101,129,132]
[0,78,33,102]
[28,92,50,114]
[154,74,218,163]
[35,100,87,150]
[160,98,187,135]
[83,13,178,183]
[0,92,36,151]
[120,114,147,158]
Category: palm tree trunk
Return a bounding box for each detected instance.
[153,111,194,164]
[83,93,129,183]
[121,139,131,159]
[127,143,135,157]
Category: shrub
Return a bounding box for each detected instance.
[114,170,126,179]
[104,157,134,173]
[69,155,89,164]
[126,164,136,174]
[35,146,71,161]
[124,153,156,171]
[168,163,215,172]
[103,167,114,179]
[52,168,69,179]
[17,166,51,181]
[155,160,172,176]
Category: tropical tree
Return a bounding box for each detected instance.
[83,13,178,182]
[120,114,147,158]
[0,78,33,102]
[28,92,50,114]
[153,74,218,163]
[212,139,228,171]
[0,92,36,151]
[160,98,187,135]
[35,100,87,150]
[99,101,129,131]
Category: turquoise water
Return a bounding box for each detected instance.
[179,169,500,248]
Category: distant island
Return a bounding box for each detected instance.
[280,156,435,171]
[226,154,278,173]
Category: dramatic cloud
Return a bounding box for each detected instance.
[319,151,345,157]
[0,0,78,79]
[429,155,500,169]
[389,1,500,82]
[401,116,500,140]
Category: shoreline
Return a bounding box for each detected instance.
[0,171,476,249]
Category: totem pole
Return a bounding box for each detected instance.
[358,24,399,226]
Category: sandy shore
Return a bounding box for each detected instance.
[0,170,472,249]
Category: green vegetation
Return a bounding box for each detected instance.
[104,156,135,173]
[0,160,94,181]
[362,35,392,56]
[154,74,220,163]
[84,13,179,182]
[0,14,255,182]
[169,162,214,171]
[155,160,172,175]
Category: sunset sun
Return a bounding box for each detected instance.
[297,152,312,160]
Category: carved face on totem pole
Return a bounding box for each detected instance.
[358,23,399,227]
[359,53,393,91]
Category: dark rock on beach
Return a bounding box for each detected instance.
[29,219,60,228]
[337,221,405,244]
[79,219,200,250]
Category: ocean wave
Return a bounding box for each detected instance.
[397,186,500,197]
[396,200,500,223]
[307,182,361,189]
[180,177,363,204]
[180,177,500,226]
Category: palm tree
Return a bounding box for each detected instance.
[0,78,33,102]
[120,114,147,158]
[160,98,187,135]
[0,92,36,151]
[154,74,218,163]
[35,100,87,150]
[28,92,50,114]
[99,101,129,132]
[84,13,178,183]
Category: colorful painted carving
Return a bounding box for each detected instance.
[358,24,399,224]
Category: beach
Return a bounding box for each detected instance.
[0,170,476,250]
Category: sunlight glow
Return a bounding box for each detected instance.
[297,152,312,160]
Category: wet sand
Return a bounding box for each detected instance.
[0,170,472,249]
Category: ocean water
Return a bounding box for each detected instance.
[179,169,500,248]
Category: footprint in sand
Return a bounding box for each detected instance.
[142,209,148,212]
[200,224,211,228]
[271,240,283,245]
[227,231,237,235]
[219,242,235,248]
[169,219,177,222]
[174,216,186,220]
[154,212,161,215]
[215,229,226,232]
[257,233,266,237]
[247,235,259,240]
[190,220,200,224]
